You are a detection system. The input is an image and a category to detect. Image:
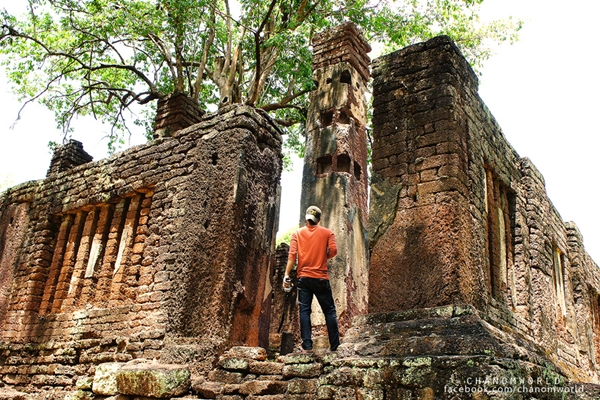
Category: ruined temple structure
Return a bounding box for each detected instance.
[153,92,205,140]
[299,22,371,339]
[366,35,600,386]
[0,104,283,395]
[2,22,600,400]
[267,243,299,354]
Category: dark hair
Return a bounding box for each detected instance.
[307,219,318,226]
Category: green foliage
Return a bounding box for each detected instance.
[276,223,299,246]
[1,0,522,151]
[282,123,306,171]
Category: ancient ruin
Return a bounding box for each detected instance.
[367,36,600,383]
[1,23,600,399]
[299,22,371,339]
[0,105,282,393]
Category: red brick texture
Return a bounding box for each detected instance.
[368,35,600,382]
[0,105,282,388]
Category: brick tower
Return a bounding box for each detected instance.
[300,22,371,336]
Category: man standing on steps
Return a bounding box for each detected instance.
[283,205,340,352]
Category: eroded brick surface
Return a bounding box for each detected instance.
[299,22,370,339]
[0,104,282,391]
[368,35,600,383]
[1,26,600,400]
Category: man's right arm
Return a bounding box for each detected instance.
[284,232,298,288]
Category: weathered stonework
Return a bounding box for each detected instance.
[268,243,299,353]
[192,338,594,400]
[153,92,205,139]
[116,362,191,398]
[368,35,600,384]
[299,22,371,339]
[46,139,93,176]
[0,104,282,393]
[1,25,600,399]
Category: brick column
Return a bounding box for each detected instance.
[153,92,205,139]
[268,243,299,352]
[368,36,479,313]
[47,139,93,176]
[300,22,371,337]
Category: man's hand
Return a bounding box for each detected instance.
[283,276,292,292]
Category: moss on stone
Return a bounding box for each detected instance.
[116,364,190,398]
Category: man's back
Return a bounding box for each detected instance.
[290,225,337,280]
[284,205,340,351]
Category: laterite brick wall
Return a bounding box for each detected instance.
[368,35,600,382]
[0,105,282,390]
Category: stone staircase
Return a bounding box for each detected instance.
[192,347,337,400]
[7,305,600,399]
[192,305,600,399]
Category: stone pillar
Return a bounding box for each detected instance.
[153,92,205,139]
[300,22,371,336]
[268,243,299,351]
[368,36,479,313]
[47,139,93,176]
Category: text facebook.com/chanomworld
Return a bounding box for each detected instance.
[444,377,585,395]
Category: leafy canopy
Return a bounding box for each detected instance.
[1,0,521,153]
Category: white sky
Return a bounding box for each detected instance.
[1,0,599,262]
[476,0,600,263]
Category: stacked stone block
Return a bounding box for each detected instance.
[0,201,29,328]
[368,35,600,383]
[268,243,299,353]
[1,25,600,399]
[299,22,371,339]
[46,139,93,176]
[0,105,282,392]
[369,36,479,313]
[171,338,593,399]
[312,22,370,83]
[153,92,205,139]
[194,346,330,399]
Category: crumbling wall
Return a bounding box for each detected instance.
[153,92,205,139]
[0,202,30,327]
[0,104,282,391]
[299,22,371,337]
[46,139,94,176]
[368,35,600,382]
[268,243,299,353]
[368,36,481,313]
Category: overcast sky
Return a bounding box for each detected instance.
[1,0,598,262]
[476,0,600,263]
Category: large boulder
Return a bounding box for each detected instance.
[116,363,190,398]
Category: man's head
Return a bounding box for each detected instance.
[305,205,322,225]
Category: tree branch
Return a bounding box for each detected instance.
[247,0,278,106]
[273,117,302,127]
[260,88,311,111]
[3,24,160,95]
[148,32,177,85]
[91,63,160,94]
[193,9,216,102]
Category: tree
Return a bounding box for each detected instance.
[0,0,521,153]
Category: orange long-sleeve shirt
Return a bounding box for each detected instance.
[288,225,337,279]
